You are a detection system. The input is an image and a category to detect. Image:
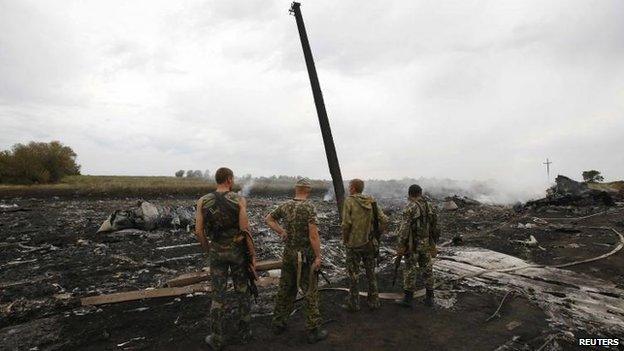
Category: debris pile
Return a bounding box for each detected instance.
[97,201,195,233]
[1,191,623,350]
[526,175,618,209]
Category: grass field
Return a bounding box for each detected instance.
[0,175,329,199]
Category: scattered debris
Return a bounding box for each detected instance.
[97,201,194,233]
[442,200,459,211]
[117,336,146,348]
[486,290,514,322]
[526,175,618,209]
[2,194,624,350]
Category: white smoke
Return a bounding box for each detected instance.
[323,187,334,202]
[240,179,256,197]
[361,177,544,204]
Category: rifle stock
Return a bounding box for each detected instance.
[371,202,381,265]
[392,254,402,286]
[242,231,259,302]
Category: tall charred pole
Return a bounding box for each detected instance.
[289,2,345,216]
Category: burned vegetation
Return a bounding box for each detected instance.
[1,175,623,350]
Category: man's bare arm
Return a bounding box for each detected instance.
[238,197,251,233]
[309,223,322,270]
[194,199,210,252]
[238,197,255,269]
[265,214,287,240]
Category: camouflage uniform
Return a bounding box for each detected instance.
[198,191,250,348]
[269,199,321,331]
[341,194,388,309]
[397,197,440,292]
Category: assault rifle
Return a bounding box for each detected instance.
[391,253,403,286]
[371,202,381,265]
[317,265,333,287]
[242,231,259,302]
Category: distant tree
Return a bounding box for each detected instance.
[174,170,185,177]
[238,173,252,182]
[582,170,604,182]
[186,170,203,178]
[0,141,80,184]
[203,169,210,179]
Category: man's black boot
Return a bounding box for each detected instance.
[396,290,413,308]
[307,328,328,344]
[425,289,434,307]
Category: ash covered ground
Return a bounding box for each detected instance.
[1,193,623,350]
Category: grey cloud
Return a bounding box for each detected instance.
[0,0,622,202]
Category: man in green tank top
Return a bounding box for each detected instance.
[195,167,256,350]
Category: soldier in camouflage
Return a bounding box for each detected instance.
[341,179,388,312]
[396,184,440,307]
[265,178,328,344]
[195,167,256,350]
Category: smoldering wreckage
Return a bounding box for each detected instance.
[1,175,623,350]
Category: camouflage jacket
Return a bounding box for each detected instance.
[269,199,317,255]
[197,191,241,246]
[397,197,440,252]
[341,194,388,249]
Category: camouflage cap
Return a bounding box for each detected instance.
[295,177,312,188]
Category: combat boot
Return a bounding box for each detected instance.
[239,329,253,344]
[204,334,222,351]
[306,328,328,344]
[367,294,381,310]
[425,289,434,307]
[340,302,360,312]
[396,290,413,308]
[271,324,287,336]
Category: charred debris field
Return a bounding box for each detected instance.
[1,185,624,350]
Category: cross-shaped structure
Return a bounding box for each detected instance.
[543,158,553,182]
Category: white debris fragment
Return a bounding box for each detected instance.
[443,201,459,211]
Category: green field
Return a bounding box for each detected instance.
[0,175,328,198]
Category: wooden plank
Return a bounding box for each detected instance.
[81,276,280,307]
[165,260,283,287]
[81,284,211,306]
[155,243,200,251]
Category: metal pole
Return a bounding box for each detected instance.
[290,2,345,216]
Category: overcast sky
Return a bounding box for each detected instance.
[1,0,622,197]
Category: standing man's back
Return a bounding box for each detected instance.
[396,184,440,307]
[265,178,328,344]
[195,167,256,350]
[341,179,388,311]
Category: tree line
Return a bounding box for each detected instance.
[0,141,81,184]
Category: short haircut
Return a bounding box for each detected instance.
[350,179,364,193]
[215,167,234,184]
[408,184,422,197]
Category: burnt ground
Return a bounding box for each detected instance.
[1,196,623,350]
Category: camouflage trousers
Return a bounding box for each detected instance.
[403,243,434,292]
[209,248,251,347]
[345,247,378,308]
[272,251,320,331]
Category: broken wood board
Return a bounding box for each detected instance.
[165,259,282,287]
[81,276,280,306]
[81,284,211,306]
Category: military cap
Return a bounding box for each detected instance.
[295,177,312,188]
